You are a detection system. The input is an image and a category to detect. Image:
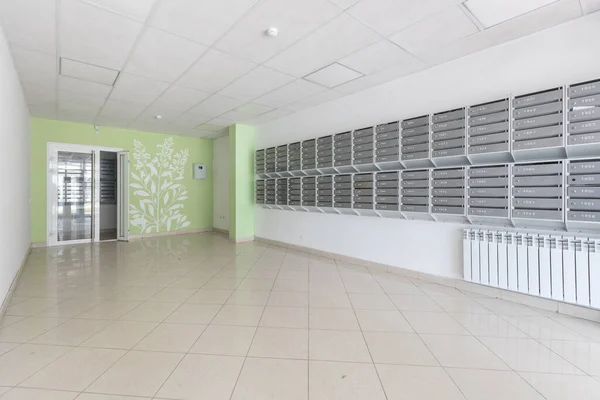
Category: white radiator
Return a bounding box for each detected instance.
[463,229,600,309]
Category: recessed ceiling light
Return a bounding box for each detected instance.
[265,27,278,37]
[463,0,559,28]
[154,115,163,120]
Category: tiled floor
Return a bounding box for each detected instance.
[1,233,600,400]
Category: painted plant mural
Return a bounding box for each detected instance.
[129,137,191,233]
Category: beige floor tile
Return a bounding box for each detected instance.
[147,287,198,303]
[30,319,111,346]
[111,286,162,302]
[416,283,465,297]
[212,305,265,326]
[184,289,232,304]
[273,279,309,292]
[0,344,70,386]
[231,357,308,400]
[355,310,413,333]
[268,291,308,307]
[348,293,396,310]
[132,276,178,288]
[0,317,66,343]
[86,351,182,397]
[21,347,125,391]
[552,316,600,342]
[388,294,443,312]
[519,372,600,400]
[449,313,529,338]
[118,302,179,322]
[249,327,308,359]
[134,323,206,353]
[505,316,589,341]
[81,321,157,349]
[156,354,244,400]
[236,279,275,291]
[164,303,221,324]
[34,298,103,318]
[421,334,509,370]
[376,364,465,400]
[309,280,347,293]
[5,298,62,317]
[0,388,78,399]
[364,332,438,366]
[260,306,308,328]
[190,325,256,356]
[309,360,387,400]
[75,394,151,400]
[431,296,493,314]
[343,281,384,294]
[226,290,270,306]
[475,298,541,316]
[75,301,141,320]
[378,280,424,295]
[402,311,471,335]
[447,368,544,400]
[309,308,360,330]
[0,386,9,396]
[309,330,371,362]
[480,336,586,374]
[0,342,18,356]
[203,278,243,290]
[245,269,279,279]
[168,276,210,289]
[0,316,25,329]
[309,292,352,309]
[542,339,600,376]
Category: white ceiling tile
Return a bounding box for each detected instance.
[60,58,119,86]
[390,6,479,54]
[335,58,427,94]
[171,112,214,129]
[219,66,295,101]
[124,27,208,82]
[286,89,344,111]
[581,0,600,13]
[59,89,107,111]
[136,105,183,122]
[59,76,112,98]
[218,110,250,122]
[82,0,158,21]
[416,0,582,66]
[328,0,362,10]
[58,108,99,124]
[60,0,144,69]
[150,0,259,45]
[0,0,56,54]
[234,103,274,116]
[265,14,380,77]
[196,124,227,132]
[29,105,58,119]
[188,94,246,117]
[151,86,210,112]
[208,117,237,126]
[304,63,362,88]
[110,73,169,104]
[10,46,57,87]
[98,98,146,120]
[254,79,326,107]
[464,0,559,28]
[95,114,136,127]
[339,40,417,75]
[348,0,458,36]
[178,49,256,93]
[215,0,340,63]
[128,119,183,134]
[242,108,293,125]
[22,84,56,107]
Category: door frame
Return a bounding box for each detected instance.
[47,142,125,246]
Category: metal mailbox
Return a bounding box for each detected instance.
[467,98,512,163]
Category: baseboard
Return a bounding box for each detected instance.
[255,236,600,323]
[213,228,229,235]
[31,242,47,248]
[230,236,255,243]
[129,228,212,240]
[0,244,31,322]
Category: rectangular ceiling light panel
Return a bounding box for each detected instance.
[60,58,119,86]
[464,0,560,28]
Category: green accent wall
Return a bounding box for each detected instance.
[30,118,213,243]
[229,124,255,240]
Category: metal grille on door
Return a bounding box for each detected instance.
[463,229,599,309]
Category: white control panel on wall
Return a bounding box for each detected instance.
[193,164,206,180]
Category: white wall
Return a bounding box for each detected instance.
[255,13,600,278]
[213,136,229,231]
[0,25,31,308]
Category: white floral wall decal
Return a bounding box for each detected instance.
[129,137,191,233]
